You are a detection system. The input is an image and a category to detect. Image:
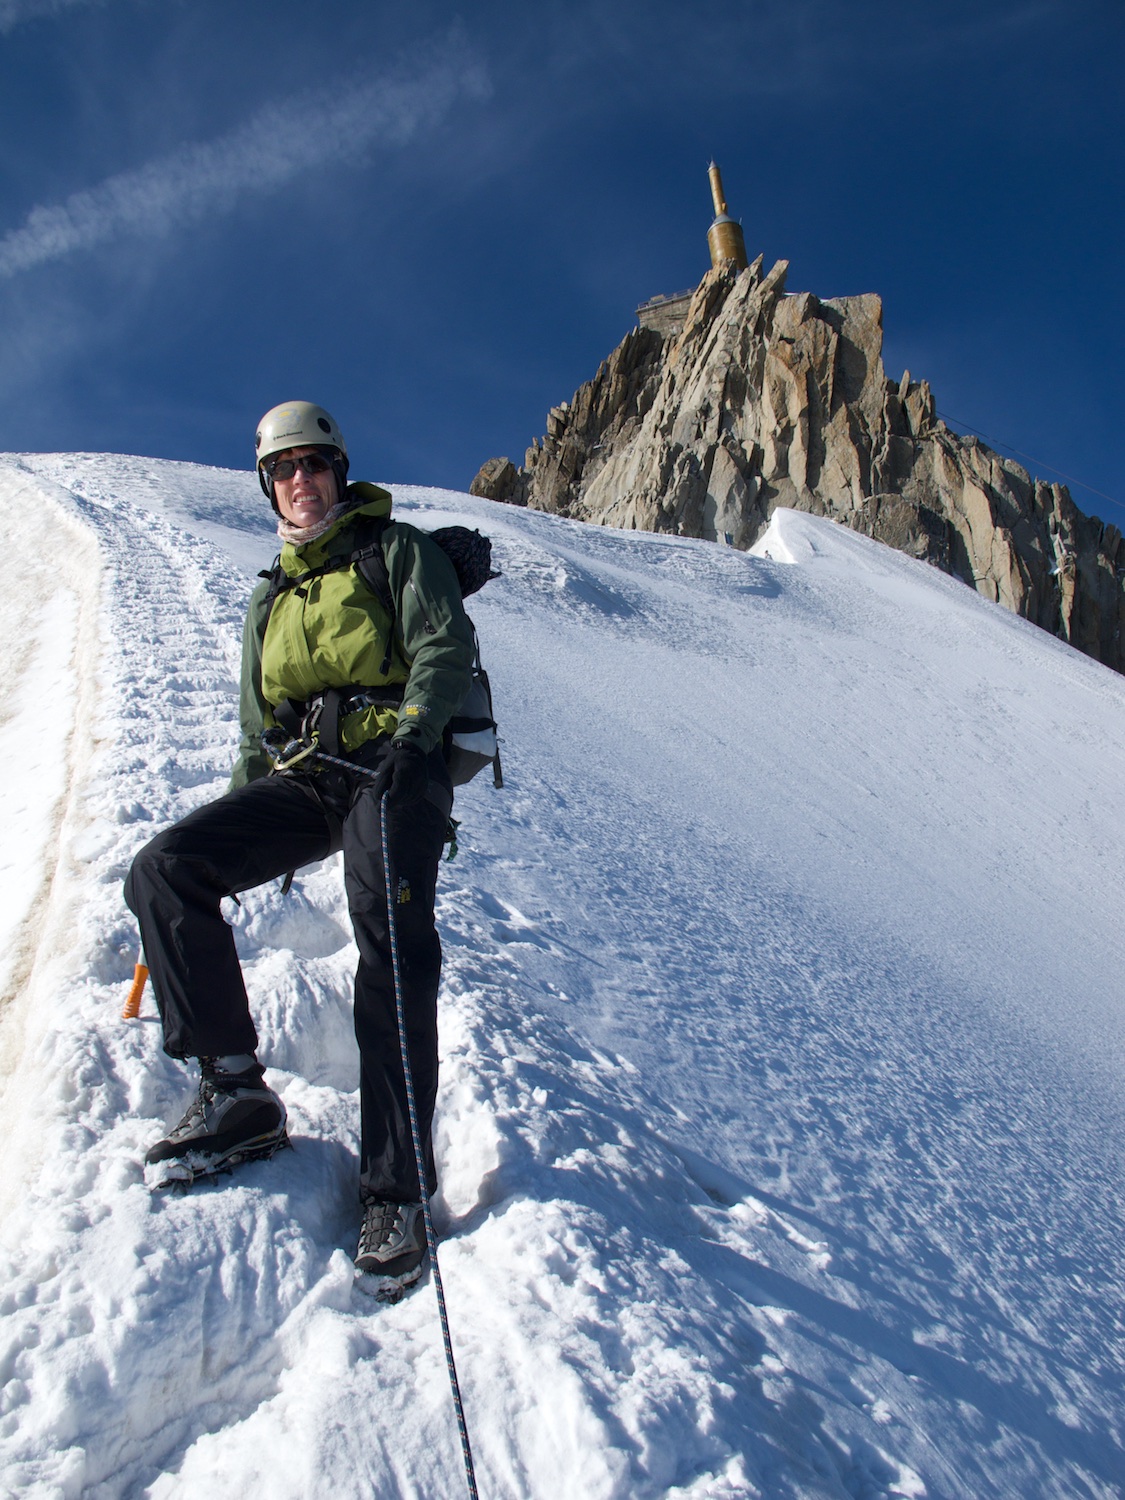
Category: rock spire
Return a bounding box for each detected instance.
[471,259,1124,675]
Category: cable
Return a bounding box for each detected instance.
[936,408,1123,519]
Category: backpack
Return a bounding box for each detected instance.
[260,517,502,788]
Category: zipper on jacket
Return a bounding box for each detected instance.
[407,579,437,635]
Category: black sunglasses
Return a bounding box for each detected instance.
[265,449,336,482]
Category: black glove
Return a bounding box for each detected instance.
[373,738,428,806]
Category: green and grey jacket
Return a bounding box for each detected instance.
[231,483,476,787]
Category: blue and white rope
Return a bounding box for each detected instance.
[380,791,479,1500]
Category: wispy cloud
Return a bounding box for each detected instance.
[0,48,489,279]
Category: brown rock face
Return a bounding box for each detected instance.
[471,259,1124,674]
[469,456,521,504]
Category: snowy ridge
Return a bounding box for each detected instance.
[0,454,1123,1498]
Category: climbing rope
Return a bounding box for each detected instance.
[251,732,480,1491]
[380,790,479,1500]
[262,728,479,1494]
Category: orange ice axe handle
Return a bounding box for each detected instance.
[122,962,149,1020]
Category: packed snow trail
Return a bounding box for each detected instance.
[0,465,102,1224]
[0,453,1123,1498]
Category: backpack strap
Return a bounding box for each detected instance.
[351,526,397,675]
[257,515,393,618]
[257,517,495,630]
[258,556,286,619]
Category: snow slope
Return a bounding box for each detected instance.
[0,452,1123,1499]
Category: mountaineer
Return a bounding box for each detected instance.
[124,400,476,1295]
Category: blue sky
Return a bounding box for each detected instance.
[1,0,1122,527]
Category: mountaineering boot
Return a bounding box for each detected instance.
[145,1057,288,1178]
[355,1200,427,1295]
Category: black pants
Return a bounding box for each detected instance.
[124,748,452,1202]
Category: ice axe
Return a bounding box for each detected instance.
[122,953,149,1020]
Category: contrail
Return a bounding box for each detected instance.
[0,51,489,278]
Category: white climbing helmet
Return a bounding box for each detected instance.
[255,401,349,501]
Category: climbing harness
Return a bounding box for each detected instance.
[261,731,463,858]
[381,790,479,1500]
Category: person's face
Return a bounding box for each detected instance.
[271,447,338,527]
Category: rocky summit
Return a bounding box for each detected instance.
[472,259,1124,674]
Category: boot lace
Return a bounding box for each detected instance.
[358,1201,406,1256]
